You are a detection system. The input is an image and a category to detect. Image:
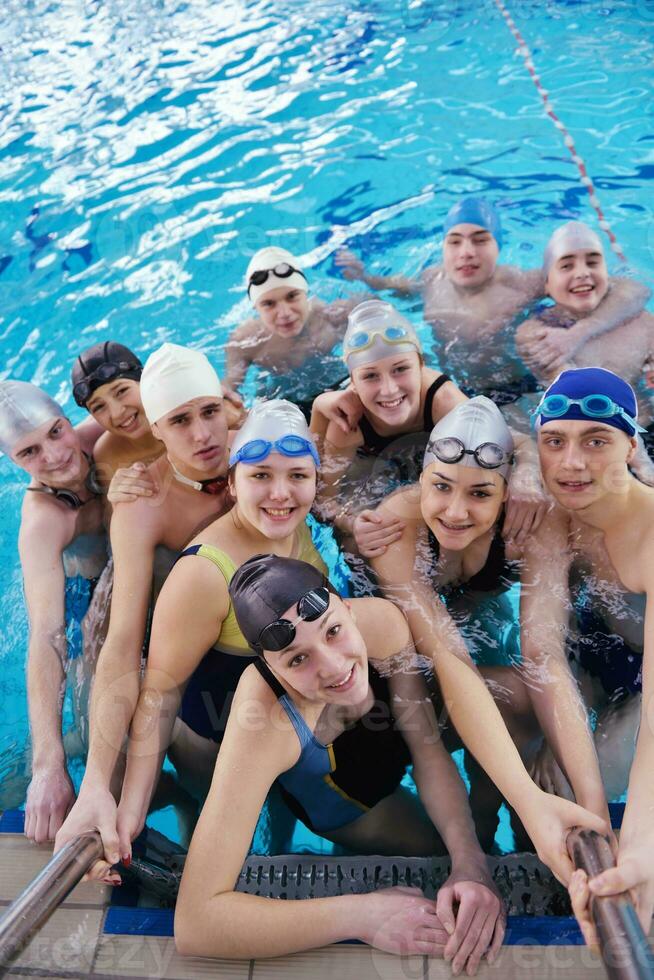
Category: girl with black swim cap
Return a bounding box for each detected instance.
[173,553,504,969]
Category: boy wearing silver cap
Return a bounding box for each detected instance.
[0,381,107,842]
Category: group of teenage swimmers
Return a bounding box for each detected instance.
[1,195,654,968]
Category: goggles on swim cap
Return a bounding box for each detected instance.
[343,300,421,371]
[533,393,646,434]
[346,324,412,353]
[248,263,307,297]
[230,434,320,468]
[72,341,143,408]
[256,586,331,652]
[427,436,514,470]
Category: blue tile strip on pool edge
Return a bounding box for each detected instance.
[102,907,584,944]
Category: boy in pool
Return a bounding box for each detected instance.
[516,220,654,443]
[0,382,107,842]
[55,343,236,862]
[225,246,364,416]
[337,197,649,419]
[522,368,654,937]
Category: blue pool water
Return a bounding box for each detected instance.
[0,0,652,842]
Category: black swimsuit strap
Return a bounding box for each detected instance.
[254,656,287,700]
[423,374,451,429]
[428,518,508,592]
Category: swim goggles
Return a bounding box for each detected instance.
[427,436,514,470]
[533,393,645,433]
[345,325,414,355]
[73,361,141,407]
[247,263,307,296]
[257,586,331,652]
[229,434,320,468]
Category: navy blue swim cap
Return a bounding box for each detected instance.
[536,367,640,438]
[443,198,502,250]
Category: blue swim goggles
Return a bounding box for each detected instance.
[230,434,320,467]
[345,325,413,354]
[532,393,645,433]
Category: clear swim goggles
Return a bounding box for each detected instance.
[427,436,514,469]
[257,586,331,652]
[533,393,645,432]
[247,263,307,295]
[345,325,414,354]
[230,434,320,467]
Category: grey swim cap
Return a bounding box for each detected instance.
[229,399,320,467]
[0,381,65,456]
[543,221,604,275]
[423,396,514,481]
[343,300,421,372]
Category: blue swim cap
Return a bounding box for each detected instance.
[536,368,640,438]
[443,197,502,250]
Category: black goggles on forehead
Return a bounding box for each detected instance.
[247,262,307,295]
[73,361,141,407]
[257,586,332,653]
[428,436,514,470]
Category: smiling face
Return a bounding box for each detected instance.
[85,378,150,441]
[420,460,506,550]
[351,351,422,429]
[152,396,228,479]
[546,249,609,315]
[11,417,84,488]
[263,595,369,706]
[442,223,499,289]
[537,420,636,509]
[254,285,311,338]
[232,452,317,539]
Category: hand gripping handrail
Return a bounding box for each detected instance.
[567,829,654,979]
[0,832,103,975]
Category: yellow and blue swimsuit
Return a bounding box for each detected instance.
[253,657,411,834]
[178,522,328,741]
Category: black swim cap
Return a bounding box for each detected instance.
[72,341,143,408]
[229,554,334,652]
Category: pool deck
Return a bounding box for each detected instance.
[1,830,651,980]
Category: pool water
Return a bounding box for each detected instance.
[1,0,652,848]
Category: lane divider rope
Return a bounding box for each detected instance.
[494,0,627,262]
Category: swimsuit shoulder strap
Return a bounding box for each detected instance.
[177,543,238,585]
[254,658,316,750]
[295,522,329,575]
[423,373,451,428]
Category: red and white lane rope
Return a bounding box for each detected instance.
[494,0,627,262]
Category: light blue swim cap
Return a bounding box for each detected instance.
[443,198,503,250]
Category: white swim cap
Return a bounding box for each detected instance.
[229,399,320,467]
[543,221,604,275]
[0,381,65,456]
[140,343,223,425]
[423,396,514,481]
[246,247,308,304]
[343,300,422,372]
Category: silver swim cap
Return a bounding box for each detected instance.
[543,221,604,275]
[229,399,320,468]
[0,381,65,456]
[343,300,422,372]
[423,396,514,481]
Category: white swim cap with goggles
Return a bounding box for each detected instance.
[246,247,308,305]
[0,380,66,456]
[343,300,422,372]
[543,221,604,276]
[229,399,320,469]
[423,396,514,481]
[140,343,223,425]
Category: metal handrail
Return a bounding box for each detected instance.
[0,832,103,975]
[567,828,654,979]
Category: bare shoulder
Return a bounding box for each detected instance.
[324,421,362,450]
[349,596,411,659]
[228,317,268,346]
[76,417,104,454]
[110,492,165,545]
[19,492,76,555]
[421,263,442,285]
[378,483,422,522]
